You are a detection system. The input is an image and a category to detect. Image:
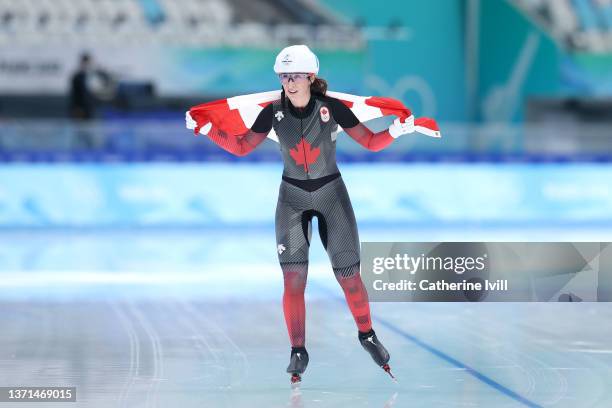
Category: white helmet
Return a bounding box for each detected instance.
[273,45,319,74]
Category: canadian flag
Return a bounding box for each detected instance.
[187,90,441,142]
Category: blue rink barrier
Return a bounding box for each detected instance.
[2,119,612,163]
[2,151,612,163]
[0,163,611,227]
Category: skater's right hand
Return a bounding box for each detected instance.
[185,111,212,135]
[388,115,415,138]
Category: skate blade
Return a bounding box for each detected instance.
[290,373,302,387]
[382,364,398,383]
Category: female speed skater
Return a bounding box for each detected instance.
[186,45,440,385]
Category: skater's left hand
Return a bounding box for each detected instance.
[185,111,212,135]
[185,111,197,129]
[388,115,415,138]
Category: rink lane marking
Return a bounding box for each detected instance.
[457,310,570,406]
[109,300,140,408]
[126,300,165,408]
[309,281,543,408]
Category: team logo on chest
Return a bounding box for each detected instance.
[320,106,330,123]
[289,138,320,172]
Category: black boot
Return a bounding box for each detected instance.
[359,329,395,380]
[286,346,309,384]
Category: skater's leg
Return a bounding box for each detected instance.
[281,262,308,347]
[313,177,394,378]
[312,178,372,332]
[275,181,313,347]
[333,263,372,333]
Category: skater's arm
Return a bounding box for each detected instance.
[343,124,395,152]
[326,97,413,152]
[206,129,268,157]
[207,104,272,156]
[189,104,273,157]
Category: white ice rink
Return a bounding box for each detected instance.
[0,226,611,407]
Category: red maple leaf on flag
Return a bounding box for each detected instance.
[289,138,320,172]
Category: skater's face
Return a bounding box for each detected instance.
[280,73,314,107]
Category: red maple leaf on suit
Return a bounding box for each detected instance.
[289,138,320,172]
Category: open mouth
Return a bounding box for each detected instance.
[288,90,298,94]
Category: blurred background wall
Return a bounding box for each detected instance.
[0,0,611,229]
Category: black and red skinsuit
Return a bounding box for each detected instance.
[205,92,396,347]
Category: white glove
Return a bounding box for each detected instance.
[185,111,196,129]
[185,111,212,135]
[388,115,415,138]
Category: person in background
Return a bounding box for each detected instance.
[69,53,96,120]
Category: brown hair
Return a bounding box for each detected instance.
[310,77,327,96]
